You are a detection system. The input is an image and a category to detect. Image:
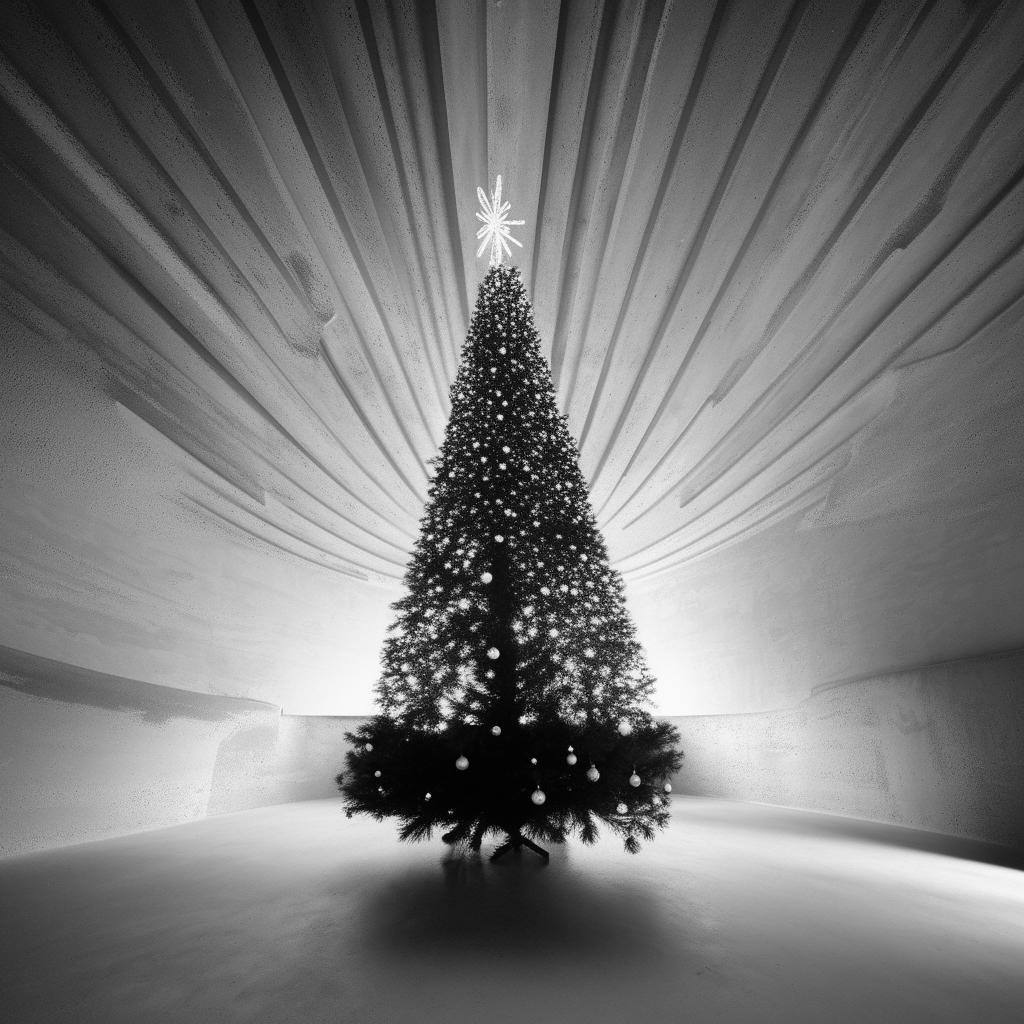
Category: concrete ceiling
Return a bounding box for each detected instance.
[1,0,1023,712]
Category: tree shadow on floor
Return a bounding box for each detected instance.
[343,841,693,965]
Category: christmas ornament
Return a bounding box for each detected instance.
[629,772,641,787]
[487,647,500,660]
[586,765,600,782]
[491,725,502,736]
[664,783,672,793]
[374,770,382,778]
[616,803,628,814]
[653,796,662,806]
[531,788,547,806]
[364,743,373,753]
[425,793,432,801]
[617,720,632,736]
[566,753,577,765]
[456,755,469,771]
[481,571,493,583]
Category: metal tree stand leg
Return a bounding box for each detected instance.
[490,831,549,861]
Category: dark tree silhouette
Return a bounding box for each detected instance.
[338,264,682,858]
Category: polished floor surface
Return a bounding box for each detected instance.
[2,798,1023,1023]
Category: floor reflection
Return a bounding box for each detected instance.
[2,798,1022,1024]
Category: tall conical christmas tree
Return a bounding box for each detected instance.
[338,179,682,858]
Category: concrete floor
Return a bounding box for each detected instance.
[1,799,1022,1024]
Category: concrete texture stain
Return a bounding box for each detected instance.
[0,644,276,724]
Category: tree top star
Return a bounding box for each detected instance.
[475,175,525,267]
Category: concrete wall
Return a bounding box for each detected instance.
[0,644,361,859]
[668,650,1024,850]
[6,639,1021,859]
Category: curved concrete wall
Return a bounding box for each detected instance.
[5,642,1021,858]
[669,650,1024,850]
[0,644,362,858]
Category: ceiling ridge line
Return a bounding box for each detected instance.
[306,3,454,431]
[591,0,813,519]
[622,470,829,582]
[251,450,416,553]
[347,0,459,430]
[895,286,1024,372]
[261,489,409,569]
[0,184,417,539]
[621,224,1024,560]
[547,0,624,393]
[237,0,445,459]
[192,474,404,575]
[647,160,1024,527]
[557,0,671,414]
[609,11,1024,529]
[614,414,871,569]
[716,0,999,404]
[379,0,466,390]
[528,0,573,298]
[593,0,881,525]
[0,49,416,524]
[87,0,324,341]
[569,0,686,462]
[575,0,730,477]
[319,328,426,511]
[417,0,470,349]
[186,494,376,582]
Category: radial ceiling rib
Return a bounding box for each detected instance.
[1,0,1021,587]
[600,0,1016,536]
[576,0,729,471]
[589,0,811,518]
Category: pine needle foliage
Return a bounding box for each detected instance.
[339,265,683,855]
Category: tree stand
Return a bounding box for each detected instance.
[490,832,549,862]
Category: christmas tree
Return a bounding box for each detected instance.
[338,179,682,859]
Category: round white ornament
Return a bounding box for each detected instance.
[629,772,641,788]
[664,783,672,793]
[374,770,381,778]
[566,753,577,766]
[456,755,469,771]
[616,803,628,814]
[487,647,500,660]
[617,720,632,736]
[481,571,493,583]
[364,743,373,753]
[531,788,546,806]
[491,725,502,736]
[586,765,600,782]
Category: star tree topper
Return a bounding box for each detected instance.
[475,175,525,266]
